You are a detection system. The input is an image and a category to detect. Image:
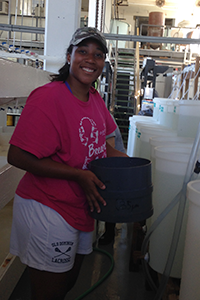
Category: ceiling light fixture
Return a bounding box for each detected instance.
[156,0,165,7]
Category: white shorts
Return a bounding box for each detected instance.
[10,194,93,273]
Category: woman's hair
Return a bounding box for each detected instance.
[50,45,73,82]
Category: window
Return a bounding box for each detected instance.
[19,0,45,16]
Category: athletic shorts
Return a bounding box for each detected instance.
[10,194,93,273]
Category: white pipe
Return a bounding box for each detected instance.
[13,0,19,48]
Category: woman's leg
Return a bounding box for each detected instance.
[29,253,85,300]
[99,222,116,245]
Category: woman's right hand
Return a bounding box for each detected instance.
[76,169,106,213]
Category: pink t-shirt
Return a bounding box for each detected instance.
[10,81,116,232]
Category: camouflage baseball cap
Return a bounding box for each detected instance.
[69,27,108,54]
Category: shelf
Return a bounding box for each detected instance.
[7,113,21,116]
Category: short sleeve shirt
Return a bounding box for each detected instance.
[10,81,117,231]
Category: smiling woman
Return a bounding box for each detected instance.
[51,27,108,102]
[66,39,106,100]
[7,27,127,300]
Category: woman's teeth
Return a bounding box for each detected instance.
[82,67,94,73]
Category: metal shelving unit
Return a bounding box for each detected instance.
[111,48,135,148]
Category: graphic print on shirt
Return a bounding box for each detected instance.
[51,241,73,264]
[79,117,106,169]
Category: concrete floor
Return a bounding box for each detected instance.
[8,222,156,300]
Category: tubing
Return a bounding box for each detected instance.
[142,123,200,299]
[75,247,114,300]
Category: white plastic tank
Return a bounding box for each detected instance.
[177,100,200,138]
[134,122,164,158]
[159,98,179,130]
[154,98,179,130]
[149,145,199,278]
[179,180,200,300]
[127,116,156,157]
[146,136,194,230]
[135,123,177,159]
[150,136,194,179]
[110,19,130,48]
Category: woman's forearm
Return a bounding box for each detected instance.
[7,144,82,181]
[106,141,128,158]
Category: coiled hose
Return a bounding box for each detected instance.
[75,247,114,300]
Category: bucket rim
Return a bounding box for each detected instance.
[89,156,152,169]
[187,180,200,206]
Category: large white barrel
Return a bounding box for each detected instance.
[149,145,199,278]
[159,98,179,130]
[153,98,179,130]
[177,100,200,138]
[179,180,200,300]
[135,123,177,159]
[127,116,156,157]
[110,19,129,48]
[147,137,193,230]
[150,136,194,179]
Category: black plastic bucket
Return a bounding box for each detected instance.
[88,157,153,223]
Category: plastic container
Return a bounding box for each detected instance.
[159,98,179,130]
[135,123,177,159]
[127,116,156,157]
[6,115,13,126]
[88,157,153,223]
[150,136,194,173]
[149,145,199,278]
[147,136,194,230]
[179,180,200,300]
[177,100,200,138]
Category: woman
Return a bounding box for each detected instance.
[8,27,127,300]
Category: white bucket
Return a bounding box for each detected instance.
[159,98,179,130]
[135,123,177,159]
[179,180,200,300]
[127,116,156,157]
[150,136,194,168]
[147,136,194,230]
[149,145,199,278]
[177,100,200,138]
